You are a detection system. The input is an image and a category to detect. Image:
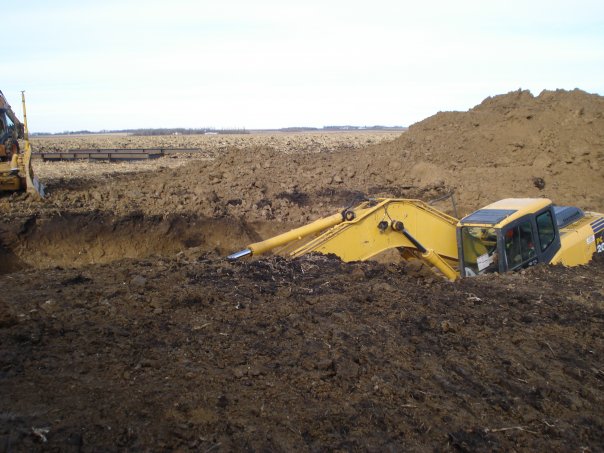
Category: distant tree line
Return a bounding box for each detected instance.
[280,126,407,132]
[31,125,406,136]
[31,128,250,136]
[129,128,249,136]
[278,127,321,132]
[269,125,407,132]
[322,125,407,131]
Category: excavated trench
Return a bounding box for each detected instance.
[0,212,288,274]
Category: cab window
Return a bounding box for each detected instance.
[536,211,555,251]
[504,221,536,269]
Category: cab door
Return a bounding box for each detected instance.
[502,208,561,272]
[534,207,561,263]
[502,218,538,271]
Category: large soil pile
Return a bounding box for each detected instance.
[395,89,604,211]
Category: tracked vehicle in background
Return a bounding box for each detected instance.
[0,90,44,197]
[228,197,604,280]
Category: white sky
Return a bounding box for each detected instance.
[3,0,604,132]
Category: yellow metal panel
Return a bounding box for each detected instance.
[293,215,410,261]
[552,212,603,266]
[0,174,22,191]
[248,212,343,255]
[291,199,459,262]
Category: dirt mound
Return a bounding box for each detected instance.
[391,89,604,211]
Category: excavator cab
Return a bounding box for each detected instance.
[459,224,540,276]
[0,106,21,160]
[458,199,562,277]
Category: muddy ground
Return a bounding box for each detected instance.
[1,90,603,451]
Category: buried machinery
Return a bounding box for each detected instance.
[229,197,604,281]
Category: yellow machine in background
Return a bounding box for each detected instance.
[0,90,44,197]
[228,197,604,280]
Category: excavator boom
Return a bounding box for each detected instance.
[229,198,461,280]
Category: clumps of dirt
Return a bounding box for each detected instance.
[0,254,602,451]
[275,188,310,206]
[173,88,604,218]
[2,145,454,230]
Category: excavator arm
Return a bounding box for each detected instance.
[228,198,461,280]
[0,90,44,197]
[0,92,24,140]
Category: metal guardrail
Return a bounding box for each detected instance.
[32,148,203,161]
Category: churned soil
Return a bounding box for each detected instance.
[1,89,603,451]
[1,254,603,451]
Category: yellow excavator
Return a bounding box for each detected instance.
[0,90,44,197]
[228,197,604,280]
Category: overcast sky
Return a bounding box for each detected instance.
[4,0,603,132]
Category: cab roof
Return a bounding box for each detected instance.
[459,198,552,228]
